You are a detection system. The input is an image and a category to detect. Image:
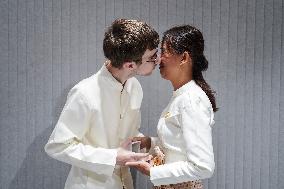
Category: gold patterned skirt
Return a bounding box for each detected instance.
[152,180,203,189]
[151,147,203,189]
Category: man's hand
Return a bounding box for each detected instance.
[126,161,151,176]
[132,136,151,151]
[120,138,132,150]
[116,148,151,166]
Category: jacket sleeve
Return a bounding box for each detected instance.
[130,109,144,137]
[44,88,117,176]
[129,78,144,138]
[150,95,215,186]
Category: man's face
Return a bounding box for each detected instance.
[135,49,159,76]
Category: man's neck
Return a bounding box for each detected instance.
[106,61,130,84]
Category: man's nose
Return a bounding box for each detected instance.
[155,55,161,65]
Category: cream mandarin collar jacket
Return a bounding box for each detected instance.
[45,65,143,189]
[150,80,215,186]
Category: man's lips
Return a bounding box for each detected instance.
[159,64,165,69]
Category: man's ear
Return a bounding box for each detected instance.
[180,51,191,66]
[123,62,137,70]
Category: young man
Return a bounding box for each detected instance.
[44,19,159,189]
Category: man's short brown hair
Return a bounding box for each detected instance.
[103,19,159,68]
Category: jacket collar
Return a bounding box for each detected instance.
[173,80,196,97]
[99,63,125,92]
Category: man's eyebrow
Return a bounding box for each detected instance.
[150,49,158,58]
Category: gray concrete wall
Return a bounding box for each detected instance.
[0,0,283,188]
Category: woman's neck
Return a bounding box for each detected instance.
[171,73,192,91]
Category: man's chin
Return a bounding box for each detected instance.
[143,72,152,76]
[138,71,153,76]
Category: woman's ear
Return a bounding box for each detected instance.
[180,51,191,66]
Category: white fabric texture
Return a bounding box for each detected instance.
[150,80,215,186]
[45,64,143,189]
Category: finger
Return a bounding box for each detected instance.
[145,154,152,159]
[132,137,143,142]
[125,138,133,145]
[125,162,141,167]
[133,152,149,157]
[133,153,151,161]
[127,161,149,166]
[120,138,132,149]
[140,155,152,162]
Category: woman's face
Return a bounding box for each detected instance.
[159,42,182,81]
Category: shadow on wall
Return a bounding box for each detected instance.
[8,126,70,189]
[7,82,141,189]
[9,85,73,189]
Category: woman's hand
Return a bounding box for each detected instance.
[126,160,152,176]
[132,136,151,151]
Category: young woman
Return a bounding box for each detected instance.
[127,25,218,189]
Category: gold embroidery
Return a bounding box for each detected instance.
[153,180,203,189]
[150,146,203,189]
[164,112,171,118]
